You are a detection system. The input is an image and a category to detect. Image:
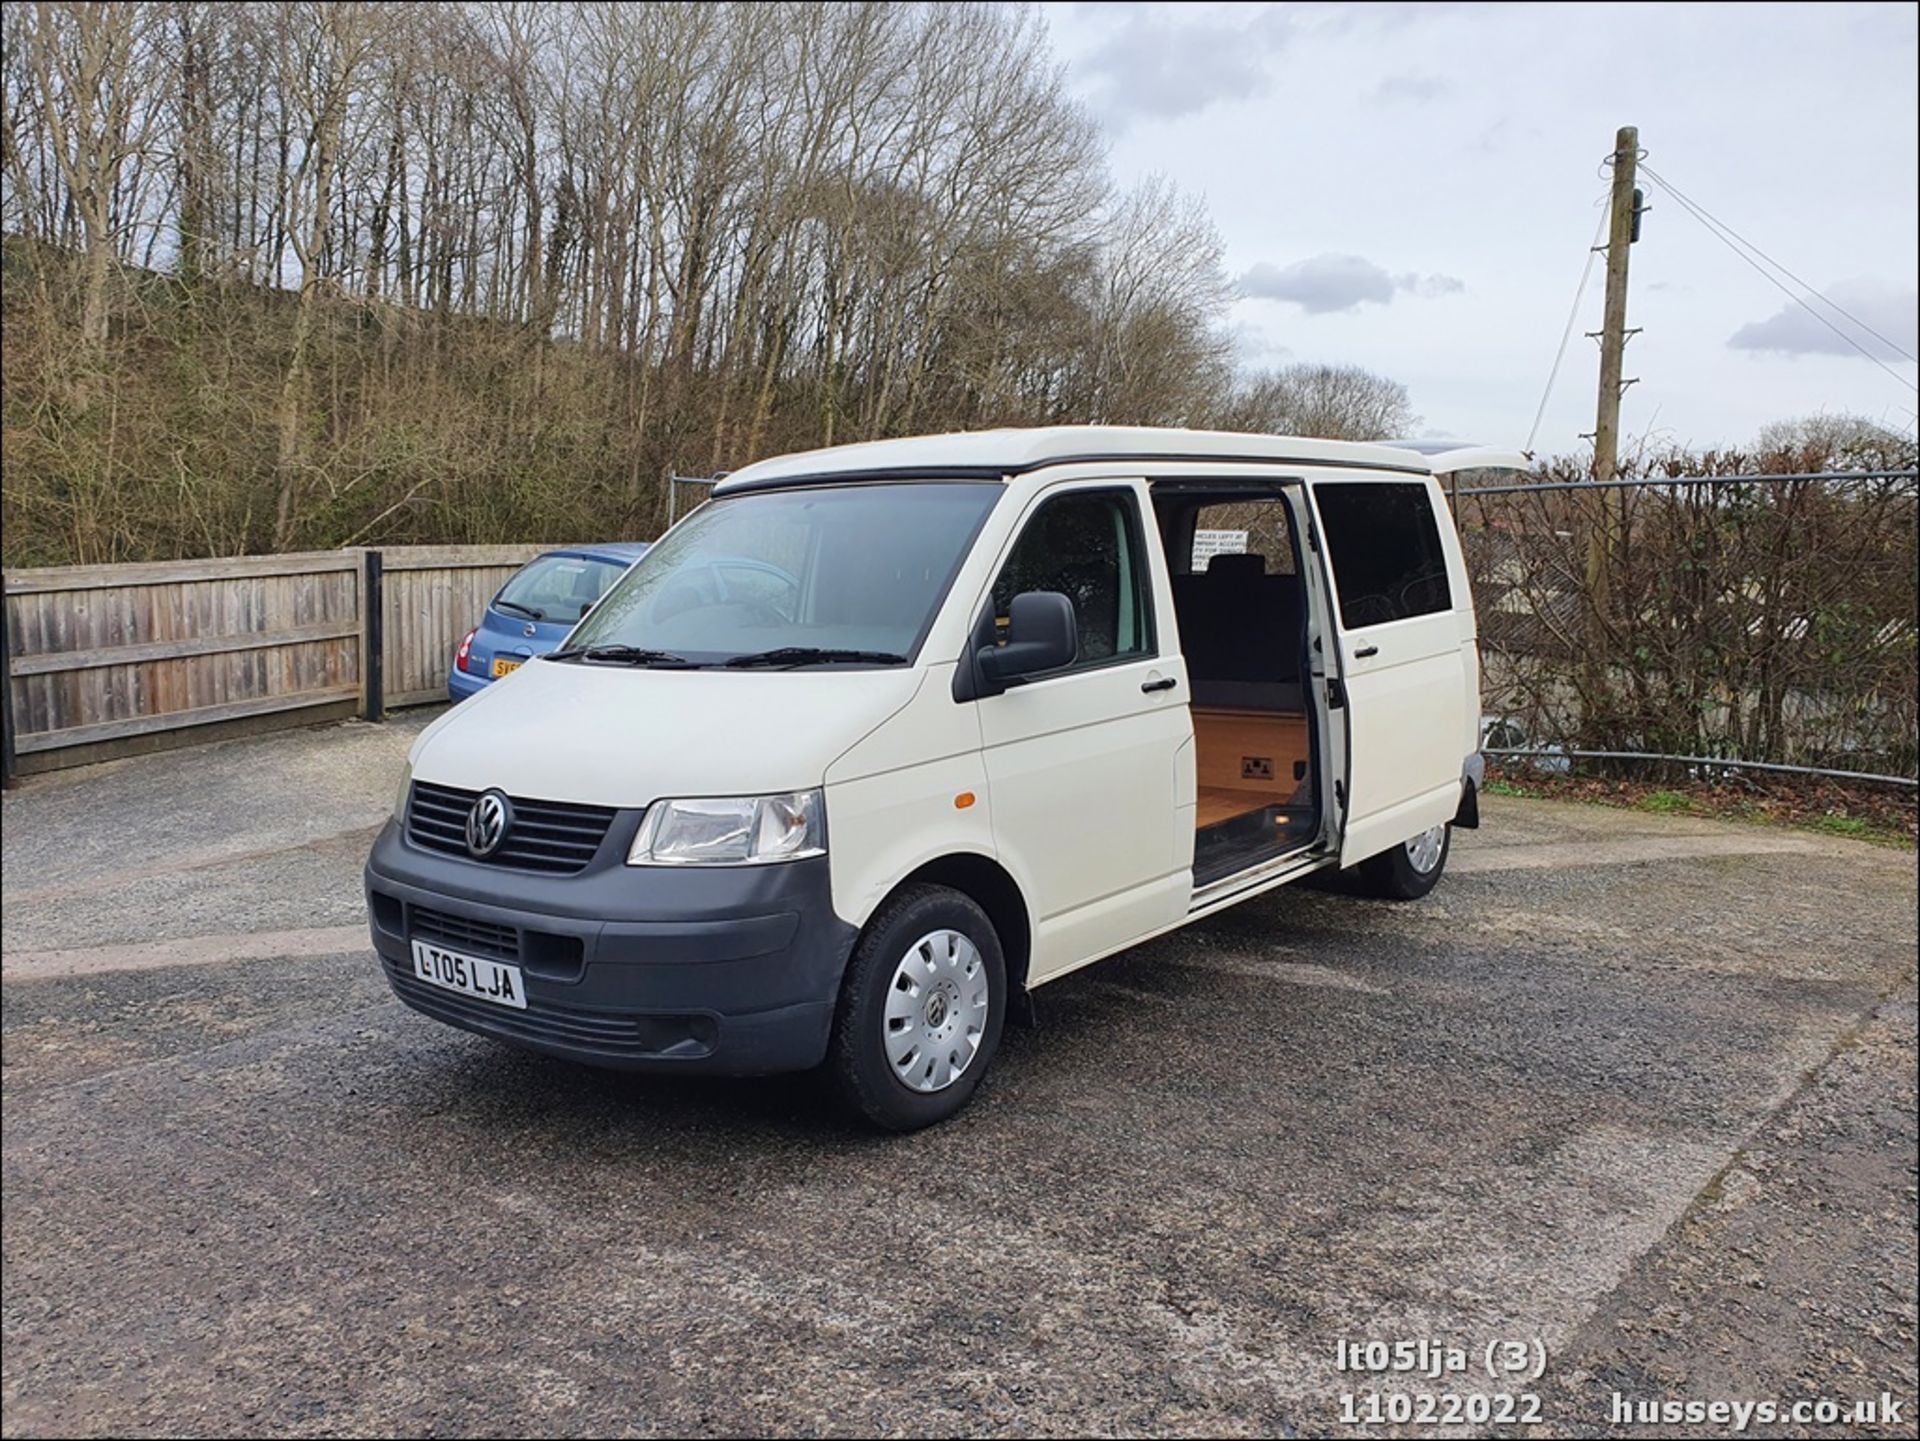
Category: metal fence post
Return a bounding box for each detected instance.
[362,549,385,722]
[2,571,16,785]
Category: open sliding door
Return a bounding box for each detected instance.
[1305,476,1473,866]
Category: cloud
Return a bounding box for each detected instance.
[1396,271,1466,299]
[1374,73,1450,103]
[1239,254,1464,314]
[1069,4,1292,127]
[1728,278,1918,361]
[1228,322,1293,372]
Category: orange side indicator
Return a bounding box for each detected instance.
[954,791,976,809]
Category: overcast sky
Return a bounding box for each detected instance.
[1037,1,1920,456]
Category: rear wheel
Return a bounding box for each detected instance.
[827,884,1006,1131]
[1358,823,1451,900]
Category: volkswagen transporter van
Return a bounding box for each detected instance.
[365,428,1523,1129]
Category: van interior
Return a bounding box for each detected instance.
[1153,487,1320,887]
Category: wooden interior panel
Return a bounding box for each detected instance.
[1192,707,1310,794]
[1192,708,1311,830]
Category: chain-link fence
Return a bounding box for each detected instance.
[1452,467,1918,787]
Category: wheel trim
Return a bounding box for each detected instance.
[1405,825,1446,874]
[884,929,990,1093]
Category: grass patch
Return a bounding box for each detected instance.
[1483,763,1916,850]
[1809,814,1873,839]
[1638,790,1693,814]
[1484,778,1542,799]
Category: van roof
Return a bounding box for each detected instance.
[712,426,1527,495]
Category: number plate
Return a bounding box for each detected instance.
[409,939,527,1010]
[492,657,522,678]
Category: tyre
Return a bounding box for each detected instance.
[1357,823,1451,901]
[827,883,1006,1131]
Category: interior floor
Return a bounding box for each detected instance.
[1192,801,1316,889]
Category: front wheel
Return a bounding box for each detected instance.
[1358,823,1451,900]
[827,884,1007,1131]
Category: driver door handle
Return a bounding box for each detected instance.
[1353,644,1380,658]
[1141,676,1178,693]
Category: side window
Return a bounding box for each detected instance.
[990,489,1154,670]
[1314,481,1452,628]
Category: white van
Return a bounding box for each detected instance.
[365,427,1521,1128]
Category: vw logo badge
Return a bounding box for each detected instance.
[523,623,537,637]
[465,789,512,858]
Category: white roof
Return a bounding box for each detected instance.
[713,426,1527,494]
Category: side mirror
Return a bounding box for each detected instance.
[977,591,1077,690]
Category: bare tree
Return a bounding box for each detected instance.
[1754,412,1917,473]
[267,0,383,547]
[2,0,1280,561]
[1219,362,1419,440]
[17,1,165,351]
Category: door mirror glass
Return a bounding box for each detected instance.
[978,591,1077,685]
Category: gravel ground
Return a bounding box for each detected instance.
[2,716,1915,1438]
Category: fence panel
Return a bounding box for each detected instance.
[2,543,565,774]
[2,552,366,769]
[380,545,546,707]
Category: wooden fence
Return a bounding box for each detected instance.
[2,544,546,776]
[381,546,546,707]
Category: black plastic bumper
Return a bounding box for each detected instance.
[364,819,857,1075]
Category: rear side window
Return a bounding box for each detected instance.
[1314,482,1452,628]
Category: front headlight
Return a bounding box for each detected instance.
[393,760,414,821]
[628,790,825,866]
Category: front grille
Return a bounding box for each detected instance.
[410,904,518,961]
[407,781,617,874]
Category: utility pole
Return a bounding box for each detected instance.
[1582,124,1641,735]
[1591,124,1641,487]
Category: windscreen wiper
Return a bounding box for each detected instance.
[722,647,908,669]
[495,599,545,620]
[545,644,695,667]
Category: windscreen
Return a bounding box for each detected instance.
[495,554,630,623]
[562,483,1001,665]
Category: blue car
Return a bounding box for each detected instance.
[449,543,650,701]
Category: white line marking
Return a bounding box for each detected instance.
[3,925,368,979]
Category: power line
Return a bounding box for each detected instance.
[1645,166,1917,390]
[1640,162,1915,364]
[1638,164,1918,395]
[1525,200,1609,455]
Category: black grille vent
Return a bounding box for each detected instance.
[406,781,616,874]
[383,954,655,1056]
[410,905,519,961]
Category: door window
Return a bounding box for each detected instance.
[1314,482,1452,628]
[990,489,1154,671]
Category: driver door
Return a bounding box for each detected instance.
[972,481,1191,982]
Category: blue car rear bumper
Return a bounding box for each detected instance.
[447,666,489,702]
